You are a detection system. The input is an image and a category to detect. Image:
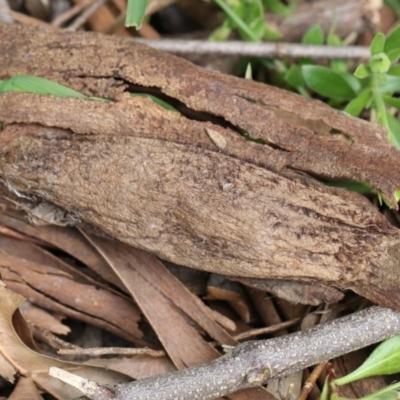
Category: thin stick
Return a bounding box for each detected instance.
[233,318,300,341]
[51,2,90,27]
[58,347,165,357]
[298,360,330,400]
[0,8,49,26]
[60,306,400,400]
[68,0,108,30]
[132,39,370,60]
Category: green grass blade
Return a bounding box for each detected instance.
[130,93,178,111]
[125,0,147,28]
[213,0,259,42]
[0,75,87,98]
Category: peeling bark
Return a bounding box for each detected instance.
[1,25,400,309]
[0,24,399,204]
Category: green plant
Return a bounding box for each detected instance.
[210,0,297,42]
[284,20,348,97]
[286,26,400,150]
[125,0,147,28]
[321,335,400,400]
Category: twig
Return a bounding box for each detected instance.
[298,360,330,400]
[68,0,108,30]
[0,8,48,25]
[58,347,165,357]
[53,306,400,400]
[233,318,300,341]
[132,39,370,60]
[51,2,90,27]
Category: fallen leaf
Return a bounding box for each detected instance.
[0,281,131,399]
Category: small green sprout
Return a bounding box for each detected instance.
[210,0,296,42]
[323,335,400,400]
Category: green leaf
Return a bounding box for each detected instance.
[125,0,147,29]
[130,93,178,112]
[209,20,233,41]
[263,0,289,14]
[354,64,371,79]
[344,89,372,117]
[395,190,400,203]
[320,378,329,400]
[301,25,324,45]
[360,391,400,400]
[388,65,400,76]
[245,63,253,79]
[335,335,400,386]
[370,32,386,55]
[330,59,348,73]
[325,180,372,194]
[358,381,400,400]
[339,71,361,93]
[213,0,261,42]
[378,75,400,93]
[385,24,400,54]
[262,24,283,40]
[387,48,400,63]
[0,75,87,98]
[284,65,305,88]
[386,110,400,150]
[382,94,400,110]
[302,65,357,100]
[327,32,342,46]
[369,53,392,74]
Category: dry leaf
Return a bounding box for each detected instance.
[0,281,131,399]
[8,377,44,400]
[87,234,273,399]
[0,235,143,343]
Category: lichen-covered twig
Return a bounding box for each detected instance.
[58,306,400,400]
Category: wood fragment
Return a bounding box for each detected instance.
[1,25,400,310]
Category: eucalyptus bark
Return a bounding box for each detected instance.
[1,25,400,310]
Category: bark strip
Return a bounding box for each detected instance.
[1,125,400,309]
[0,24,399,204]
[1,25,400,309]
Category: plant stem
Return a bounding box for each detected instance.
[66,307,400,400]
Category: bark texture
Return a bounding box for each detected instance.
[1,25,400,309]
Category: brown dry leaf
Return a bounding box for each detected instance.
[20,302,70,336]
[0,210,124,289]
[0,350,16,384]
[8,377,44,400]
[87,234,274,400]
[207,274,254,324]
[0,281,131,399]
[88,235,224,368]
[86,233,237,346]
[0,235,143,344]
